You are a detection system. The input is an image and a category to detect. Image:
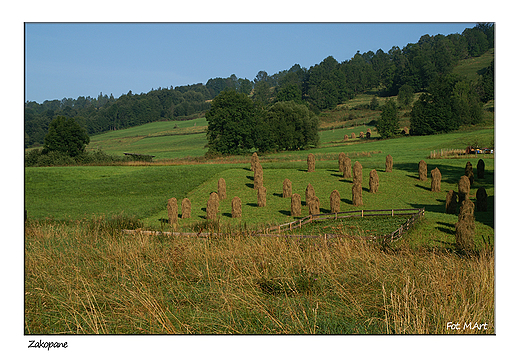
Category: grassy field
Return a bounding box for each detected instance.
[24,219,494,334]
[86,118,209,160]
[24,62,495,334]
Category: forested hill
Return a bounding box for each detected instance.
[24,23,494,148]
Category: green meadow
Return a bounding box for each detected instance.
[25,125,494,249]
[24,89,495,334]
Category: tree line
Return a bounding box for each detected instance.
[25,23,494,149]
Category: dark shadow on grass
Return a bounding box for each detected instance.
[222,212,232,218]
[341,198,353,205]
[330,173,343,178]
[158,218,169,224]
[273,192,283,198]
[246,175,254,181]
[414,183,431,191]
[245,183,254,189]
[394,162,495,187]
[279,210,292,216]
[436,221,456,235]
[246,202,258,208]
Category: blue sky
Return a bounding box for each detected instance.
[25,23,475,103]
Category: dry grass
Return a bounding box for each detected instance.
[25,219,494,334]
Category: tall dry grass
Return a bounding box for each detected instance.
[25,219,494,334]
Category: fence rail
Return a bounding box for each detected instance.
[122,208,425,243]
[261,208,425,242]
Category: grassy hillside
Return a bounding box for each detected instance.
[452,49,494,81]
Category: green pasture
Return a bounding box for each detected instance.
[25,143,495,250]
[87,117,208,159]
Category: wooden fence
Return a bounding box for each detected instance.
[257,208,425,241]
[123,208,425,243]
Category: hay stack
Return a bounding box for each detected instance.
[418,160,427,181]
[308,196,320,216]
[218,177,226,200]
[282,178,292,198]
[307,153,316,172]
[445,190,458,214]
[231,196,242,218]
[476,187,487,212]
[330,189,341,213]
[369,169,379,193]
[343,157,352,179]
[257,186,267,207]
[291,193,302,217]
[167,197,178,225]
[402,127,409,135]
[359,131,364,138]
[353,161,363,186]
[251,152,259,172]
[464,161,474,185]
[305,183,316,206]
[254,164,263,190]
[351,132,356,139]
[206,192,219,220]
[366,131,371,139]
[343,134,349,141]
[430,167,441,192]
[352,183,363,206]
[455,198,475,251]
[181,198,191,219]
[385,154,393,172]
[339,152,346,173]
[458,175,471,202]
[477,159,485,179]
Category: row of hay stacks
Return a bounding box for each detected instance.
[167,151,488,252]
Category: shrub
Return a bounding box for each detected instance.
[418,160,427,181]
[308,196,320,216]
[385,154,393,172]
[282,179,292,198]
[291,193,302,216]
[251,152,259,172]
[330,190,341,213]
[343,157,352,179]
[476,187,488,212]
[352,182,363,206]
[353,161,363,187]
[305,184,316,206]
[445,190,458,214]
[232,196,242,218]
[338,152,346,173]
[257,187,267,207]
[369,169,379,193]
[167,198,178,225]
[218,178,227,200]
[254,165,263,190]
[430,168,442,192]
[181,198,191,219]
[477,159,485,179]
[465,161,474,185]
[458,175,471,202]
[206,193,219,220]
[307,153,316,172]
[455,199,476,252]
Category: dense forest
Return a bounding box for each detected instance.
[24,23,494,148]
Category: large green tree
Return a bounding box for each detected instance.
[206,90,257,155]
[257,101,319,152]
[376,99,400,138]
[410,74,483,135]
[43,116,90,157]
